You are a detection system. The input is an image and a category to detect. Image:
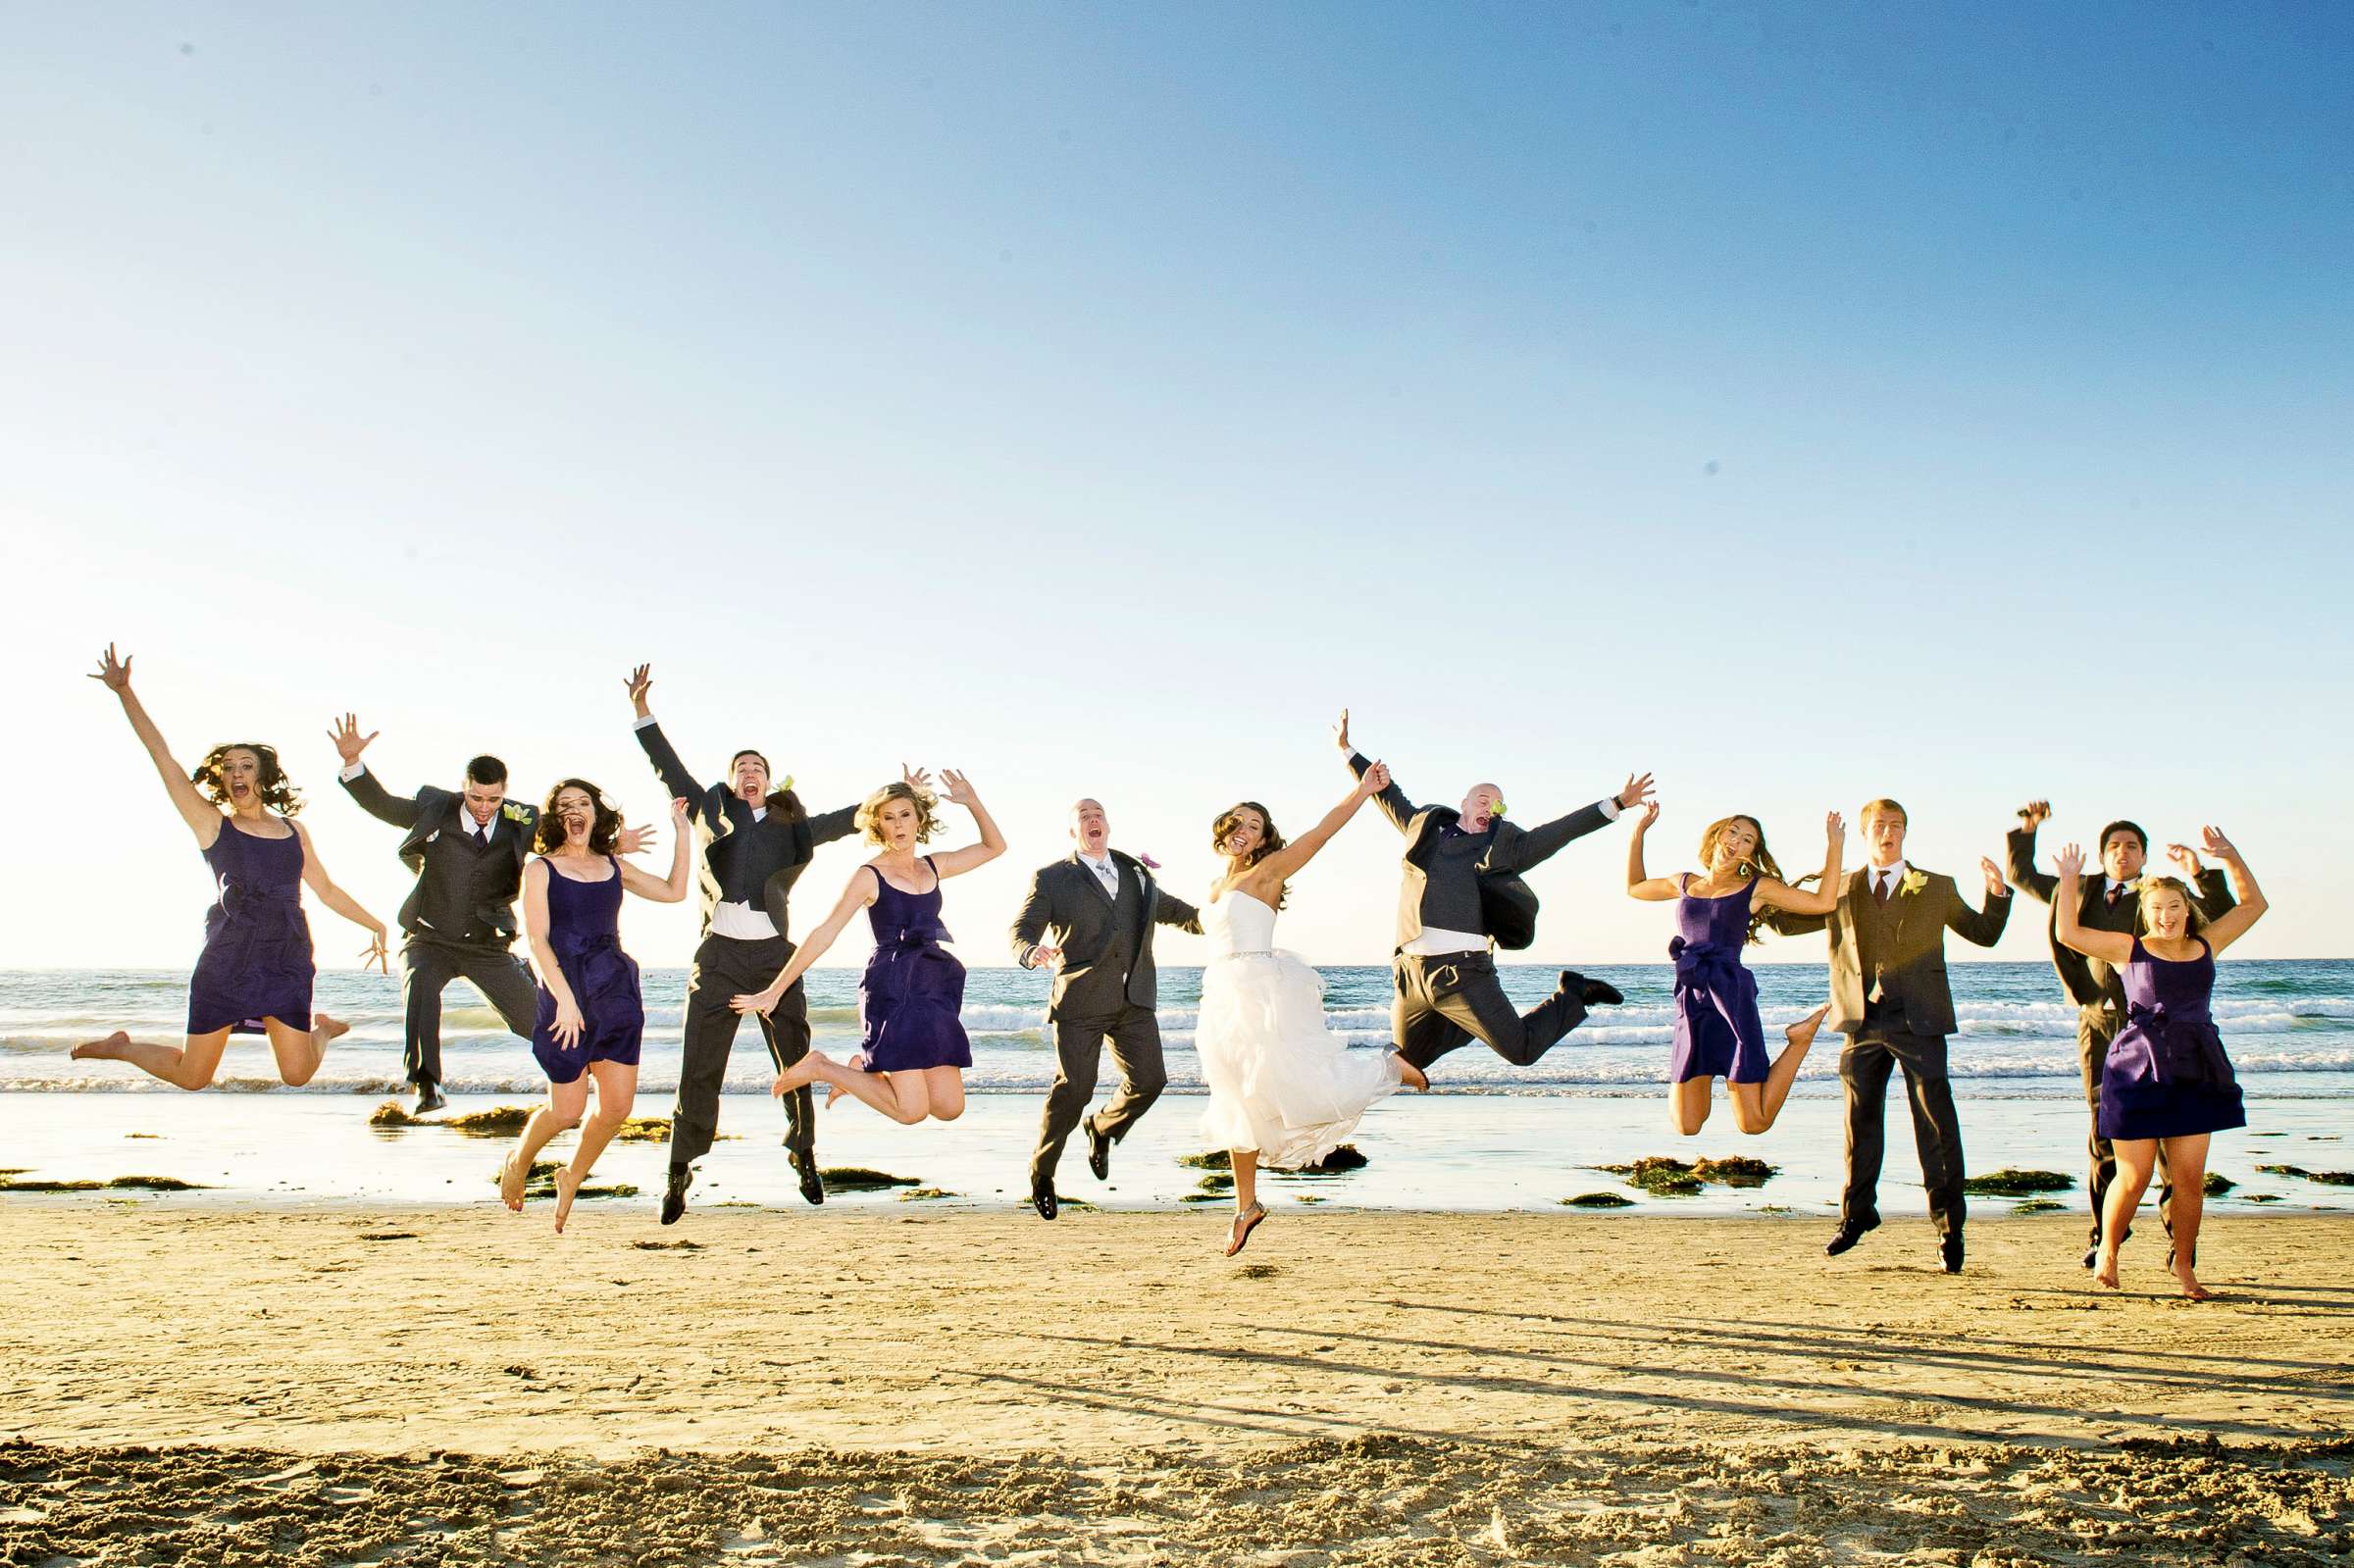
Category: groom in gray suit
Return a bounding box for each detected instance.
[1010,798,1203,1220]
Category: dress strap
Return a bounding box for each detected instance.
[1677,872,1691,894]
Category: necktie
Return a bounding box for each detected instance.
[2105,884,2124,908]
[1874,873,1893,905]
[474,826,489,848]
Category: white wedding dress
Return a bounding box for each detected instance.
[1196,888,1402,1169]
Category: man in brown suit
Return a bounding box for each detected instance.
[1772,797,2011,1273]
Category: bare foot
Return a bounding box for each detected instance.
[1787,1003,1831,1051]
[313,1013,352,1046]
[1224,1201,1267,1257]
[72,1031,130,1061]
[552,1168,583,1233]
[772,1049,832,1098]
[498,1150,529,1212]
[825,1053,867,1108]
[2094,1254,2122,1290]
[2176,1267,2214,1302]
[1393,1053,1429,1091]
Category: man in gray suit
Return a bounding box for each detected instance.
[1772,797,2011,1274]
[2008,801,2233,1269]
[1011,798,1203,1220]
[1339,711,1647,1074]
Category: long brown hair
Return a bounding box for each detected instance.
[534,779,622,855]
[1211,800,1290,910]
[1698,813,1812,944]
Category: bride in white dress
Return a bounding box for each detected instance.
[1199,760,1427,1255]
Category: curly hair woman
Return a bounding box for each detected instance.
[73,644,388,1089]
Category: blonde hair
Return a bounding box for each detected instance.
[1860,797,1908,829]
[2136,875,2207,936]
[856,781,944,845]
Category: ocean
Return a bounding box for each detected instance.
[4,961,2348,1219]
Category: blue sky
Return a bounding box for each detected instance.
[4,2,2347,968]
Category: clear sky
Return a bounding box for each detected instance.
[4,2,2348,970]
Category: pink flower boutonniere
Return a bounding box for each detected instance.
[1136,852,1161,871]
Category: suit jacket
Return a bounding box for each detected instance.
[1770,866,2011,1037]
[1350,752,1613,951]
[2006,827,2235,1012]
[341,767,537,948]
[636,722,857,939]
[1009,851,1203,1015]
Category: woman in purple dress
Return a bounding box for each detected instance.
[74,646,388,1088]
[732,770,1004,1125]
[1625,802,1841,1136]
[2055,828,2266,1300]
[499,781,691,1233]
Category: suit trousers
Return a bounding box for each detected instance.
[665,932,813,1170]
[401,938,537,1087]
[2078,1004,2175,1250]
[1031,1001,1166,1183]
[1839,1030,1967,1239]
[1392,951,1588,1071]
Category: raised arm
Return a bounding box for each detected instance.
[90,645,220,846]
[1152,885,1203,936]
[1752,812,1846,916]
[292,820,389,973]
[1338,710,1417,834]
[2164,840,2238,922]
[1944,856,2014,947]
[625,664,710,823]
[731,867,880,1014]
[2049,843,2128,965]
[618,797,694,903]
[1493,772,1652,875]
[2189,827,2266,955]
[927,770,1006,879]
[1248,762,1388,892]
[329,713,422,829]
[1624,799,1681,901]
[2005,800,2059,905]
[521,859,585,1048]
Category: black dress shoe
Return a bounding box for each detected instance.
[1825,1222,1874,1256]
[413,1083,447,1116]
[1031,1177,1058,1221]
[2081,1243,2100,1271]
[789,1140,825,1205]
[660,1164,692,1226]
[1940,1235,1965,1275]
[1561,971,1624,1006]
[1085,1118,1112,1182]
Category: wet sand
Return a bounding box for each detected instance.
[5,1204,2352,1563]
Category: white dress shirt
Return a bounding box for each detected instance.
[1077,849,1123,898]
[1866,860,1910,902]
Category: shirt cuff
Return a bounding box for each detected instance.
[632,714,657,731]
[1599,795,1622,821]
[339,762,367,783]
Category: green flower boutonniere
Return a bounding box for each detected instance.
[501,802,530,823]
[1899,869,1929,897]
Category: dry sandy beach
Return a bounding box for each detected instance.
[4,1204,2351,1564]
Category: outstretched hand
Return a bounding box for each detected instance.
[1634,798,1661,831]
[328,713,378,767]
[624,663,652,716]
[2199,825,2239,863]
[669,795,691,826]
[2054,841,2085,881]
[1354,760,1391,798]
[2165,842,2205,877]
[89,643,131,693]
[1615,772,1656,812]
[2019,799,2051,831]
[1333,708,1352,753]
[902,763,935,795]
[1825,810,1846,848]
[616,822,655,857]
[1980,856,2009,897]
[939,769,980,807]
[360,930,390,975]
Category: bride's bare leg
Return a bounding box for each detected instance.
[73,1029,230,1091]
[1225,1152,1266,1255]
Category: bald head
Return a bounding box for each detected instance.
[1459,783,1505,833]
[1070,797,1110,855]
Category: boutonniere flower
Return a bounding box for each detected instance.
[778,775,793,792]
[1136,852,1161,871]
[501,802,529,823]
[1490,798,1507,818]
[1899,869,1929,897]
